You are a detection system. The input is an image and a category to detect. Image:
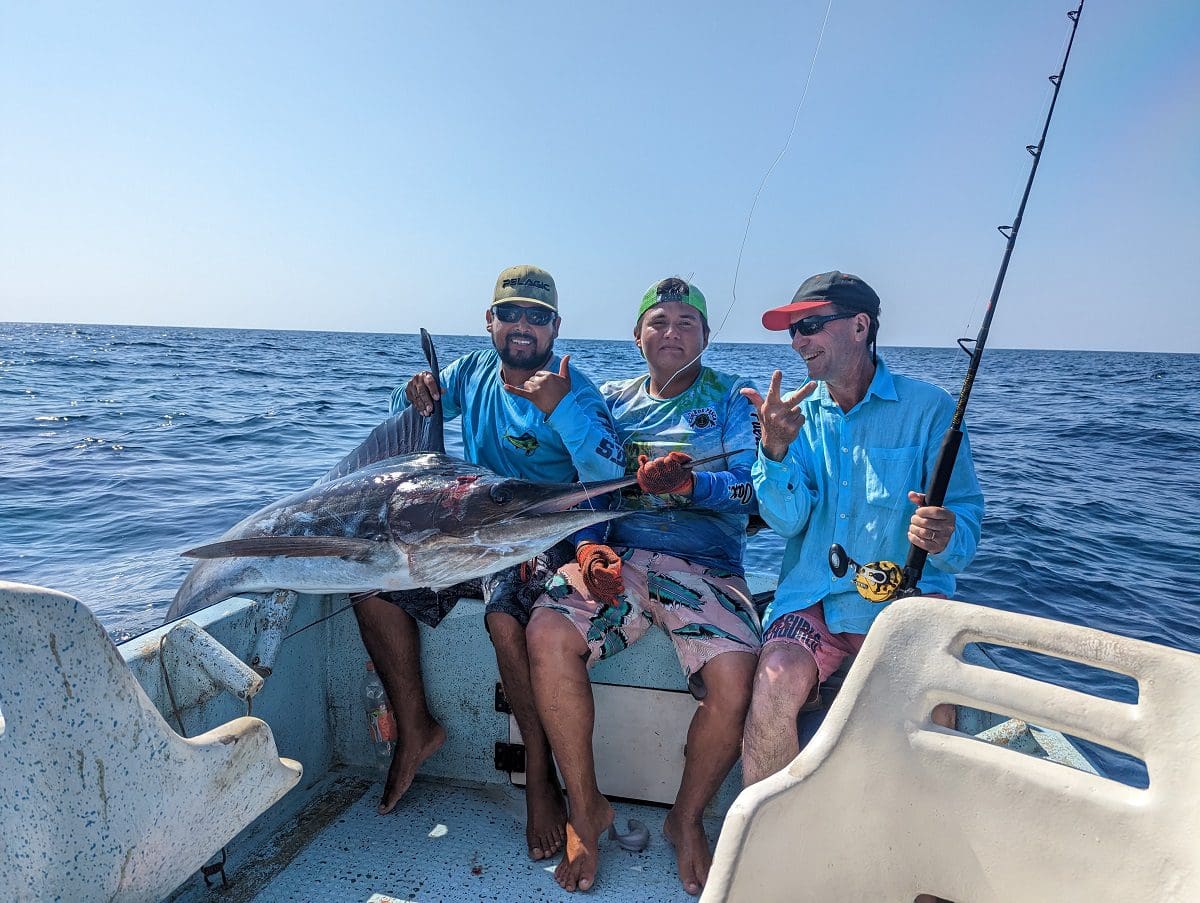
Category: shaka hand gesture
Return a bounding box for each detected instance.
[740,370,817,462]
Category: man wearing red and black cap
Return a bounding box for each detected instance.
[739,270,985,787]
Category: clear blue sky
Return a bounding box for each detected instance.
[1,1,1197,352]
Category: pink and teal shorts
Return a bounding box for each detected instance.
[533,548,761,693]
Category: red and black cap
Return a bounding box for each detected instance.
[762,271,881,331]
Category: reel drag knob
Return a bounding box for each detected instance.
[828,543,851,578]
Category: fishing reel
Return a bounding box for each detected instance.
[828,544,910,604]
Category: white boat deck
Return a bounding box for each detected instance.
[172,770,712,903]
[10,582,1196,901]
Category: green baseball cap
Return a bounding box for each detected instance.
[492,264,558,311]
[637,277,708,323]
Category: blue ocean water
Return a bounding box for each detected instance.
[2,322,1197,781]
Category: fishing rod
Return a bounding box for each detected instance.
[829,0,1086,604]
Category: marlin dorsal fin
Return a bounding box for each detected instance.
[319,328,445,483]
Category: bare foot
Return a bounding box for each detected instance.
[663,809,711,896]
[378,722,446,815]
[555,795,615,892]
[525,770,566,860]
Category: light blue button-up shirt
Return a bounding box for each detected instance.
[752,358,984,634]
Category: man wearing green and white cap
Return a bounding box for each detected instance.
[529,277,762,895]
[353,265,625,862]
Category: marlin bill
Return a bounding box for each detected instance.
[165,330,634,621]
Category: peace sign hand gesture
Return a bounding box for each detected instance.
[504,355,573,416]
[740,370,817,461]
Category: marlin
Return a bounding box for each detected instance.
[166,330,639,621]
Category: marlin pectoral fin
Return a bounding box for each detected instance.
[182,536,379,560]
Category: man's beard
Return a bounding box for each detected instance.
[496,336,553,372]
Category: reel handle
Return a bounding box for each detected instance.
[829,543,851,578]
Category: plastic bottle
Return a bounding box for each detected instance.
[363,660,396,768]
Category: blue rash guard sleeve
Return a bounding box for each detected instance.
[546,363,627,483]
[688,381,759,514]
[554,391,621,550]
[571,522,610,549]
[546,362,626,551]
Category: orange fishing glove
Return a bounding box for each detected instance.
[577,543,624,605]
[636,451,694,496]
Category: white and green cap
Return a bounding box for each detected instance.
[492,264,558,311]
[637,277,708,323]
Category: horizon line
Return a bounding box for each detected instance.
[1,319,1193,357]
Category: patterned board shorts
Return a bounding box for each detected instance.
[762,594,949,685]
[761,603,866,684]
[533,547,762,695]
[365,540,575,628]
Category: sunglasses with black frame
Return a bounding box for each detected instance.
[787,310,860,339]
[492,303,557,327]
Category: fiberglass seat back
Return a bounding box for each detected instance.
[0,581,302,902]
[704,596,1200,902]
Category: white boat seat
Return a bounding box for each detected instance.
[0,581,302,901]
[705,596,1200,902]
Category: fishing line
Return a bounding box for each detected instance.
[283,594,364,641]
[656,0,835,397]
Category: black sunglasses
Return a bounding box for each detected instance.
[493,303,556,327]
[788,311,859,338]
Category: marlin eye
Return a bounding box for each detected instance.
[490,485,513,505]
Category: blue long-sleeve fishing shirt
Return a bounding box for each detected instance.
[391,348,625,545]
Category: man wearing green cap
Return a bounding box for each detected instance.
[353,264,625,863]
[528,277,762,896]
